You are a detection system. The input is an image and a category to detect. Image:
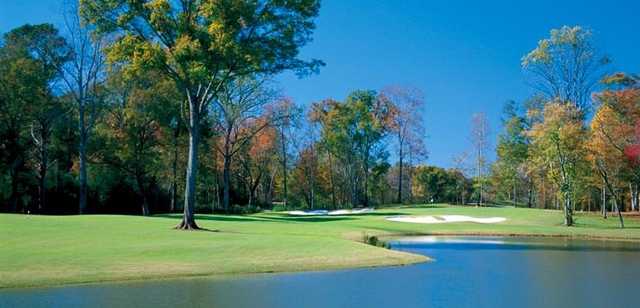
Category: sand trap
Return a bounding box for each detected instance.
[387,215,506,224]
[288,208,374,216]
[328,208,374,216]
[392,236,507,245]
[288,210,328,216]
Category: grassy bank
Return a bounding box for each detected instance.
[2,205,639,288]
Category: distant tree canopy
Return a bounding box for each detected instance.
[522,25,610,114]
[2,14,639,231]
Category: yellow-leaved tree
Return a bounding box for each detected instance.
[528,102,587,226]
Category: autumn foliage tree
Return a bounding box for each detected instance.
[528,102,588,226]
[596,73,640,212]
[587,104,627,227]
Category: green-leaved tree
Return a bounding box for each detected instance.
[80,0,323,229]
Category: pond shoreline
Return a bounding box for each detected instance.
[379,231,640,243]
[3,207,640,290]
[5,231,640,291]
[5,235,639,308]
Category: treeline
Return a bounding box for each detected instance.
[1,1,465,219]
[474,26,639,227]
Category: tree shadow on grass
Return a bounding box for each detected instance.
[573,221,640,230]
[154,213,355,223]
[347,212,411,216]
[383,204,447,209]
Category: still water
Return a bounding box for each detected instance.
[2,236,639,308]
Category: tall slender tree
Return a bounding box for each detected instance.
[470,112,490,206]
[59,4,107,214]
[382,85,425,204]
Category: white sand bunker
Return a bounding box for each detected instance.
[288,208,374,216]
[387,215,506,224]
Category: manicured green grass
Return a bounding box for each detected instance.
[1,205,639,288]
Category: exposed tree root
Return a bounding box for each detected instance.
[174,218,201,230]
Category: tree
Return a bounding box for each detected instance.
[0,24,71,213]
[596,73,640,212]
[96,71,177,215]
[522,25,610,114]
[412,165,467,204]
[213,77,278,212]
[470,112,490,206]
[236,118,279,208]
[625,122,640,210]
[0,38,35,212]
[493,101,529,205]
[626,122,640,211]
[349,91,394,207]
[81,0,322,229]
[55,4,108,214]
[28,87,64,214]
[311,91,393,207]
[528,102,587,226]
[452,152,471,205]
[291,144,320,209]
[382,85,426,204]
[274,98,300,209]
[587,104,626,227]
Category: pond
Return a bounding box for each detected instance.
[2,236,640,308]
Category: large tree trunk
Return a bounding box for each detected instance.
[176,107,200,230]
[136,173,150,216]
[612,196,624,229]
[563,193,573,226]
[248,172,262,208]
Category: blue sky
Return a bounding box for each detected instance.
[2,0,639,168]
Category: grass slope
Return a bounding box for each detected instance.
[1,205,639,288]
